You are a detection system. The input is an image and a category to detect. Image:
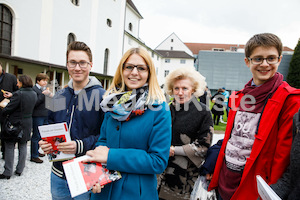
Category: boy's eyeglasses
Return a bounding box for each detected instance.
[248,56,280,65]
[67,61,91,69]
[123,63,149,73]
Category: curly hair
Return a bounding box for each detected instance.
[164,66,207,98]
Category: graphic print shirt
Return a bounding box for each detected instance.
[225,111,261,172]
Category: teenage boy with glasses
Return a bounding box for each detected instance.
[39,41,106,200]
[208,33,300,200]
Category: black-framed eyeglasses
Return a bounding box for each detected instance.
[123,63,149,73]
[67,61,91,69]
[248,56,280,65]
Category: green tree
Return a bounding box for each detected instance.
[287,38,300,88]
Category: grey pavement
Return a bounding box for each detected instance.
[0,144,52,200]
[0,131,225,200]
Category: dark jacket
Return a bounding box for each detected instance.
[158,97,213,199]
[49,77,106,179]
[211,92,224,116]
[0,70,18,122]
[199,91,208,105]
[32,85,48,117]
[200,139,223,176]
[271,109,300,200]
[1,88,37,143]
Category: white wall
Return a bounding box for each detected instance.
[124,4,141,39]
[0,0,126,77]
[156,33,193,56]
[90,0,125,76]
[157,58,194,86]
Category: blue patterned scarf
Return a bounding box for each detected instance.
[100,84,149,121]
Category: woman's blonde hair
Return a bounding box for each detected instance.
[104,47,165,103]
[164,66,207,97]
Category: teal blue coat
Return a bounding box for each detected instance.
[91,102,172,200]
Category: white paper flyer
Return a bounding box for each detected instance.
[256,175,281,200]
[38,122,75,162]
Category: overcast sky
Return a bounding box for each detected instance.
[133,0,300,50]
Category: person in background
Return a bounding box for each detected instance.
[221,87,229,118]
[0,62,18,159]
[84,47,172,200]
[199,139,223,181]
[0,75,37,179]
[208,33,300,200]
[211,88,225,125]
[30,73,52,164]
[271,109,300,200]
[39,41,106,200]
[158,66,214,200]
[199,86,212,108]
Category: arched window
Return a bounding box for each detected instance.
[0,4,13,55]
[107,19,112,27]
[70,0,79,6]
[103,48,109,75]
[67,33,76,46]
[128,23,132,31]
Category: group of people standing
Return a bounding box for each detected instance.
[0,32,299,200]
[0,67,53,179]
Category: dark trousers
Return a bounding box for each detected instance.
[31,116,48,159]
[3,141,27,176]
[0,122,5,158]
[214,114,221,125]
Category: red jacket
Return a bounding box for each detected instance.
[208,82,300,200]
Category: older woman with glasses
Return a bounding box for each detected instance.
[158,67,214,200]
[84,47,172,200]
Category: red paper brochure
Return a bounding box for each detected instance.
[63,155,122,198]
[38,122,75,162]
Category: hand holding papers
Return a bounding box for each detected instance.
[38,122,75,162]
[0,98,10,108]
[63,155,122,198]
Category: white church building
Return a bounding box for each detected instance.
[0,0,195,91]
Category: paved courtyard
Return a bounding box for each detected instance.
[0,131,224,200]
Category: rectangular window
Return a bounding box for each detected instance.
[164,70,169,77]
[165,59,170,63]
[180,59,186,64]
[17,68,23,74]
[212,48,225,51]
[230,47,237,52]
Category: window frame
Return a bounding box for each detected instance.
[0,4,13,55]
[107,19,112,27]
[70,0,79,6]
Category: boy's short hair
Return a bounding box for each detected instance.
[245,33,283,58]
[35,73,49,83]
[66,41,92,62]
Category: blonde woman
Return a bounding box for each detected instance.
[159,67,214,200]
[85,47,172,200]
